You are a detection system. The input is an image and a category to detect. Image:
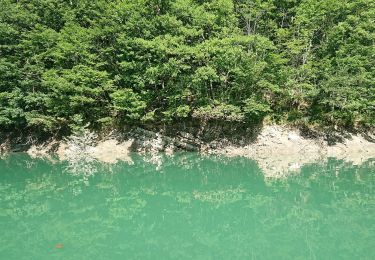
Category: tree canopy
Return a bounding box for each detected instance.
[0,0,374,134]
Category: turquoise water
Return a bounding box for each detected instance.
[0,153,374,259]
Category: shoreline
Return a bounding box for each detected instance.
[1,124,374,178]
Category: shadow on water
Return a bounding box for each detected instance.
[0,153,374,259]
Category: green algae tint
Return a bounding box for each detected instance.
[0,153,374,259]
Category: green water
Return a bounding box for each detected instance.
[0,153,374,260]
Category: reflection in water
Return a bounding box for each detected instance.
[0,153,374,259]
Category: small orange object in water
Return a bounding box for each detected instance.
[55,243,64,249]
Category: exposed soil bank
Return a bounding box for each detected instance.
[1,124,374,178]
[204,125,375,178]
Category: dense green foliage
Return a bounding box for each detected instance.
[0,0,374,134]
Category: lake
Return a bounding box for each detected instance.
[0,153,374,259]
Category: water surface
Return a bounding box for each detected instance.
[0,153,374,259]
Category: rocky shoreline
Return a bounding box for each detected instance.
[1,124,374,178]
[205,125,375,177]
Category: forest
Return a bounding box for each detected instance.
[0,0,374,136]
